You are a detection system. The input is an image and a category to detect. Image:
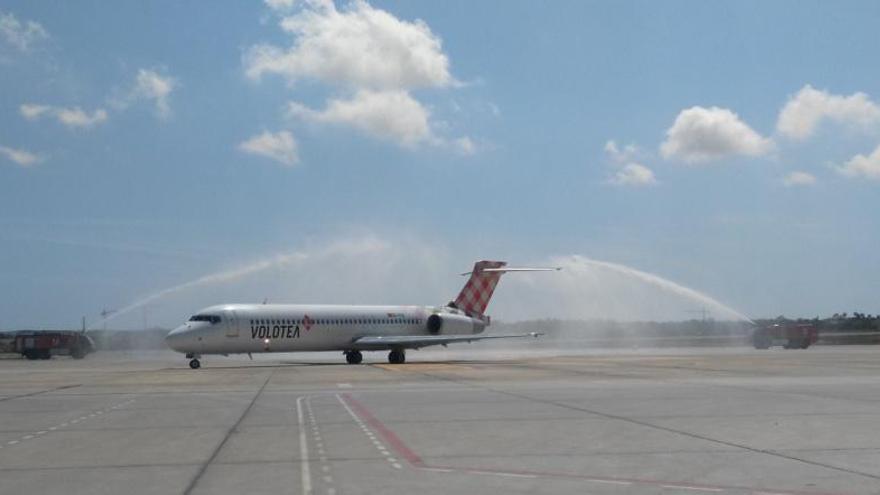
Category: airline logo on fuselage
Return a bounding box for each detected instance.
[251,322,300,340]
[250,314,315,340]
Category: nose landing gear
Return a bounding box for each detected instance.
[185,353,202,369]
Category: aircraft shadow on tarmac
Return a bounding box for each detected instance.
[162,358,521,370]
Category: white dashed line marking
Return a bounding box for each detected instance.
[586,479,632,486]
[303,396,337,495]
[661,486,723,492]
[337,383,352,388]
[296,397,312,495]
[335,394,403,471]
[2,398,134,450]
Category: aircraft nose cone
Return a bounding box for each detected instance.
[165,326,189,352]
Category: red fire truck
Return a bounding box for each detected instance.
[12,331,95,360]
[752,323,818,350]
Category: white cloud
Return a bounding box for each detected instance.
[238,130,299,166]
[55,107,108,128]
[0,145,42,167]
[0,11,48,51]
[248,1,473,154]
[112,68,177,118]
[608,163,656,187]
[836,144,880,181]
[782,171,817,187]
[660,106,773,163]
[246,0,453,90]
[289,89,433,147]
[132,69,176,118]
[604,140,656,186]
[605,140,639,163]
[19,103,50,120]
[20,103,108,129]
[264,0,297,11]
[453,136,476,155]
[777,85,880,140]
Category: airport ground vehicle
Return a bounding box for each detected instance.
[12,331,95,360]
[752,323,818,349]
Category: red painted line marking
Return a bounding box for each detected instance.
[340,393,425,468]
[338,393,846,495]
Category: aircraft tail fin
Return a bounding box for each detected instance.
[451,260,560,317]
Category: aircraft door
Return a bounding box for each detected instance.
[226,310,240,338]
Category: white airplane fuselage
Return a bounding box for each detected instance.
[165,260,556,367]
[165,303,485,355]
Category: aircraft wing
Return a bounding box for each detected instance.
[351,332,542,350]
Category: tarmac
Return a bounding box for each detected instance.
[1,345,880,495]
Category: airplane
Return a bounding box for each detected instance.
[165,260,558,369]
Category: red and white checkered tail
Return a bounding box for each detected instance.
[452,260,508,317]
[451,261,562,317]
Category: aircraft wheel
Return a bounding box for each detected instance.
[189,359,201,369]
[345,351,363,364]
[388,349,405,364]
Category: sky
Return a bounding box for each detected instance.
[1,0,879,329]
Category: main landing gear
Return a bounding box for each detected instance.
[344,349,405,364]
[345,350,363,364]
[388,349,405,364]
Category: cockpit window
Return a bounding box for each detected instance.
[189,314,221,324]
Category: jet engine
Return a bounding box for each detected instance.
[426,313,477,335]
